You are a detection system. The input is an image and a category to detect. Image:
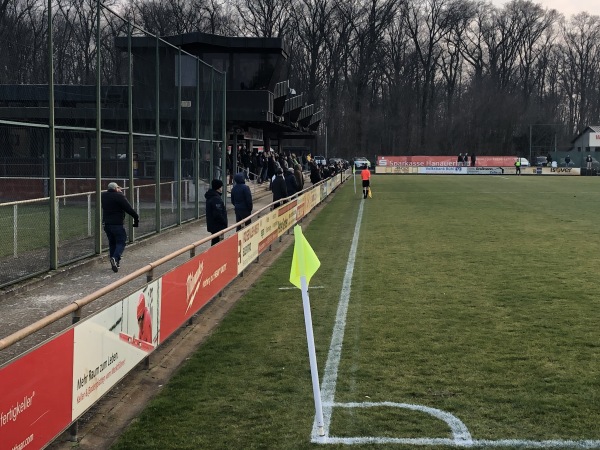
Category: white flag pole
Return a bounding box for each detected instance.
[353,167,356,194]
[300,274,325,436]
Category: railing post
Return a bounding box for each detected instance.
[147,268,154,283]
[69,308,82,441]
[87,194,92,237]
[13,204,18,258]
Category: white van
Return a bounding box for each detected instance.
[516,157,530,167]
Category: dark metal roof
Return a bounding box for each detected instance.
[164,32,289,58]
[119,32,289,58]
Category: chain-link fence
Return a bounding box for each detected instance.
[0,1,226,287]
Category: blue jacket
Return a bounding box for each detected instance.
[231,173,253,214]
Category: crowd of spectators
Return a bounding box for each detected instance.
[227,146,350,190]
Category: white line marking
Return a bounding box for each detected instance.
[312,200,364,439]
[310,196,600,448]
[332,402,472,444]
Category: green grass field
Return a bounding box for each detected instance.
[112,175,600,449]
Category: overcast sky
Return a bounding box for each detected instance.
[491,0,596,18]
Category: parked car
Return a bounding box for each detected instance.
[313,155,327,166]
[353,157,371,169]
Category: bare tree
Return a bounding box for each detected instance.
[559,13,600,133]
[513,1,558,103]
[437,0,476,151]
[338,0,399,153]
[380,17,417,153]
[233,0,295,38]
[402,0,459,148]
[289,0,333,105]
[0,0,47,84]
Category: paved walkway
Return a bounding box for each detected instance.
[0,182,277,365]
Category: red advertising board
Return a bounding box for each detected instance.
[159,236,238,341]
[0,330,74,450]
[377,155,519,167]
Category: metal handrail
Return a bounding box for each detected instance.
[0,170,345,351]
[0,197,275,350]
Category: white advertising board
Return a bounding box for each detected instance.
[72,281,161,418]
[418,167,466,175]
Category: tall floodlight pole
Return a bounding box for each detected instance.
[95,0,102,253]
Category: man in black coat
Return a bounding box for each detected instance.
[231,172,253,231]
[284,167,298,196]
[101,182,140,273]
[271,168,288,208]
[205,179,228,246]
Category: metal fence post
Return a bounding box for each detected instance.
[69,307,82,441]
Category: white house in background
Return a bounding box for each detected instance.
[571,125,600,152]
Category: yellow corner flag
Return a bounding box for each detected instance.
[289,225,321,289]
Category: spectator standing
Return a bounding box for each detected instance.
[360,165,371,199]
[259,151,268,183]
[294,163,304,192]
[309,161,321,185]
[231,172,253,231]
[586,154,593,170]
[284,167,299,196]
[470,153,476,167]
[271,168,287,207]
[226,147,233,185]
[463,153,469,167]
[457,153,463,166]
[267,152,277,190]
[546,153,552,166]
[240,146,251,179]
[565,155,571,166]
[205,179,228,246]
[101,181,139,273]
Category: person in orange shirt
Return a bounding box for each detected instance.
[360,165,371,199]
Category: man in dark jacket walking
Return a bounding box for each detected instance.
[101,182,139,273]
[231,172,253,231]
[205,179,228,246]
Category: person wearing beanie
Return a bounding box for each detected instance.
[230,173,253,232]
[101,181,140,273]
[205,179,228,246]
[284,166,298,196]
[271,168,287,208]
